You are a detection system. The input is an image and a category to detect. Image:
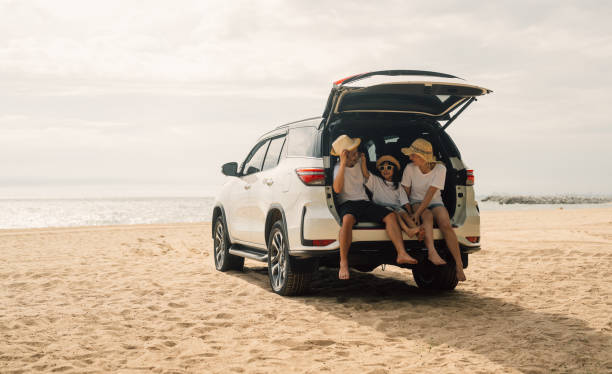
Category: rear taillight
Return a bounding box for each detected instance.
[312,239,335,246]
[466,169,474,186]
[466,236,480,243]
[295,168,325,186]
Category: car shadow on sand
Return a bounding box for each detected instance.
[230,265,611,373]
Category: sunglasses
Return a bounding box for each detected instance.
[377,164,394,171]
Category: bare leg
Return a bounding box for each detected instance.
[432,206,466,281]
[338,214,356,280]
[413,204,446,266]
[383,213,418,265]
[399,210,425,240]
[395,211,420,237]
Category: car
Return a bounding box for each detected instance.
[212,70,492,295]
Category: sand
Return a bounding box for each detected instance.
[1,208,611,373]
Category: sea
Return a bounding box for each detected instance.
[1,195,610,230]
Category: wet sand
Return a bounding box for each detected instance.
[1,208,611,373]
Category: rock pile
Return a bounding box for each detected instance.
[481,195,612,205]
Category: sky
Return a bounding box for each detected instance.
[1,0,611,197]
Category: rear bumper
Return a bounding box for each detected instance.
[290,241,480,258]
[295,196,481,257]
[293,223,481,255]
[291,242,477,269]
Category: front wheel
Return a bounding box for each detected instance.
[213,217,244,272]
[267,221,313,296]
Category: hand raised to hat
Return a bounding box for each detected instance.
[340,149,349,166]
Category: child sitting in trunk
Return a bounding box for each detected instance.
[359,153,423,239]
[401,138,466,281]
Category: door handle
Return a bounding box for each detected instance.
[264,178,274,186]
[244,184,251,190]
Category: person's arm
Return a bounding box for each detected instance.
[360,153,370,181]
[402,185,413,213]
[400,165,413,213]
[333,150,348,194]
[413,186,438,217]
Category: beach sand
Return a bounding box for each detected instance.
[1,208,611,373]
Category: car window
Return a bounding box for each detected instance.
[278,135,287,160]
[439,131,461,158]
[242,140,270,175]
[262,136,286,171]
[287,127,320,157]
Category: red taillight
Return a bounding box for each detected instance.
[312,239,335,246]
[296,168,325,186]
[466,169,475,186]
[466,236,480,243]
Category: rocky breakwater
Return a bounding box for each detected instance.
[481,195,612,205]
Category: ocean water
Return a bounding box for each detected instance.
[1,196,610,230]
[0,197,215,230]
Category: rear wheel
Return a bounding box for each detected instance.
[213,217,244,272]
[267,221,313,296]
[412,261,458,291]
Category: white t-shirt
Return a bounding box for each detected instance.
[365,174,409,209]
[401,163,446,205]
[333,160,368,205]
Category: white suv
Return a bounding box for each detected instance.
[212,70,491,296]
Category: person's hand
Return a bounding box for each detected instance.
[411,213,421,226]
[340,149,349,166]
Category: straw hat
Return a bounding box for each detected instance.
[401,138,436,163]
[376,155,400,170]
[331,135,361,156]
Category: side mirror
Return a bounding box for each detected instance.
[222,162,238,176]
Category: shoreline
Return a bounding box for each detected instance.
[2,204,611,232]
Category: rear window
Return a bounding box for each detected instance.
[286,127,321,157]
[439,130,461,158]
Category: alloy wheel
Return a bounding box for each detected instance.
[214,221,225,269]
[269,230,287,291]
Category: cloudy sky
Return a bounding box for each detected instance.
[1,0,611,197]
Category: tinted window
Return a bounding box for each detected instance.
[439,131,461,158]
[287,127,321,157]
[243,140,269,175]
[262,136,286,171]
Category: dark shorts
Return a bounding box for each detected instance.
[337,200,392,224]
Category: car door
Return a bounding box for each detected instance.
[227,139,270,243]
[248,134,287,246]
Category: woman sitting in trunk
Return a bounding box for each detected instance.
[400,138,467,282]
[359,153,423,239]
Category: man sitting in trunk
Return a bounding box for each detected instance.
[332,135,418,280]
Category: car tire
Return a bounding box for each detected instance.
[267,221,313,296]
[213,217,244,272]
[412,261,458,291]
